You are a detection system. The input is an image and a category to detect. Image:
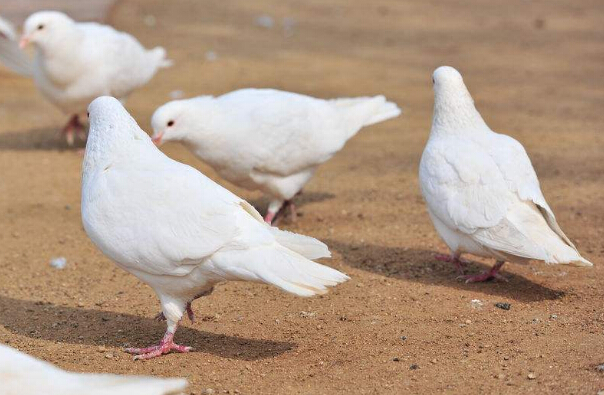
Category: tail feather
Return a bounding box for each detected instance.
[150,46,173,68]
[329,95,401,128]
[270,227,331,260]
[210,244,349,297]
[0,37,33,76]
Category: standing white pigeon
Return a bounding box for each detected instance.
[9,11,171,146]
[419,66,592,283]
[0,344,188,394]
[150,89,401,223]
[82,96,349,359]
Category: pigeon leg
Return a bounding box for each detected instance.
[186,302,195,323]
[264,199,285,224]
[458,260,508,283]
[61,115,86,146]
[435,252,467,274]
[125,328,192,360]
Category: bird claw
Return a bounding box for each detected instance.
[126,343,193,360]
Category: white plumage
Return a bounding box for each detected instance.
[150,88,401,223]
[419,66,592,282]
[0,344,188,395]
[81,96,349,359]
[0,15,33,76]
[3,11,171,145]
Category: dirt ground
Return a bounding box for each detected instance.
[1,0,604,393]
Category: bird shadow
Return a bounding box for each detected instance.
[0,127,86,150]
[248,192,336,216]
[0,295,294,360]
[325,239,565,303]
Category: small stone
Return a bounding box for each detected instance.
[97,346,107,353]
[496,373,506,379]
[400,336,407,341]
[299,311,316,318]
[104,352,114,359]
[503,356,510,361]
[527,372,537,380]
[550,314,558,319]
[596,364,604,372]
[465,319,472,324]
[495,302,511,310]
[392,357,400,362]
[201,389,215,395]
[430,359,437,364]
[409,364,419,370]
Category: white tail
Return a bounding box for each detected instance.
[209,243,349,297]
[330,95,401,127]
[0,37,33,76]
[150,46,173,68]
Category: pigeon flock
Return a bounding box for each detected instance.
[0,8,595,393]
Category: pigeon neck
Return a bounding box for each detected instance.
[431,86,487,136]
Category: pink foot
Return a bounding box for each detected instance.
[435,253,466,275]
[125,331,192,360]
[458,261,508,283]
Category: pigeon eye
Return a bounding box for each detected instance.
[37,24,44,30]
[167,120,174,127]
[87,112,90,118]
[432,77,435,84]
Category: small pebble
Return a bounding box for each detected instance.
[50,257,67,269]
[495,302,511,310]
[550,314,558,319]
[409,364,419,370]
[392,357,400,362]
[400,336,407,341]
[104,352,114,359]
[527,372,537,380]
[596,364,604,372]
[202,389,215,395]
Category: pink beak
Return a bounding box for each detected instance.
[152,131,164,145]
[19,36,29,49]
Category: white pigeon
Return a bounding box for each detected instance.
[8,11,171,145]
[82,96,349,359]
[0,14,33,76]
[419,66,592,282]
[150,88,401,223]
[0,344,188,395]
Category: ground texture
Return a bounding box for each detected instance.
[0,0,603,393]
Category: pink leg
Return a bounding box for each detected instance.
[264,211,276,224]
[124,330,192,360]
[61,115,85,146]
[186,302,195,323]
[435,252,467,275]
[458,260,508,283]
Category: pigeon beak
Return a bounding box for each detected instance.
[152,131,164,146]
[18,36,30,49]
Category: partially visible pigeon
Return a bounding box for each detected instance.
[0,344,188,394]
[151,88,401,223]
[419,66,592,282]
[0,14,33,76]
[82,97,349,359]
[8,11,171,146]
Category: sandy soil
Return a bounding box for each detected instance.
[1,0,604,393]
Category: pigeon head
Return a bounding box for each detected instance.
[431,66,486,134]
[86,96,152,160]
[151,98,207,145]
[21,11,75,50]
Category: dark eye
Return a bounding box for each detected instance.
[37,24,44,30]
[432,77,435,84]
[167,120,174,127]
[87,112,90,118]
